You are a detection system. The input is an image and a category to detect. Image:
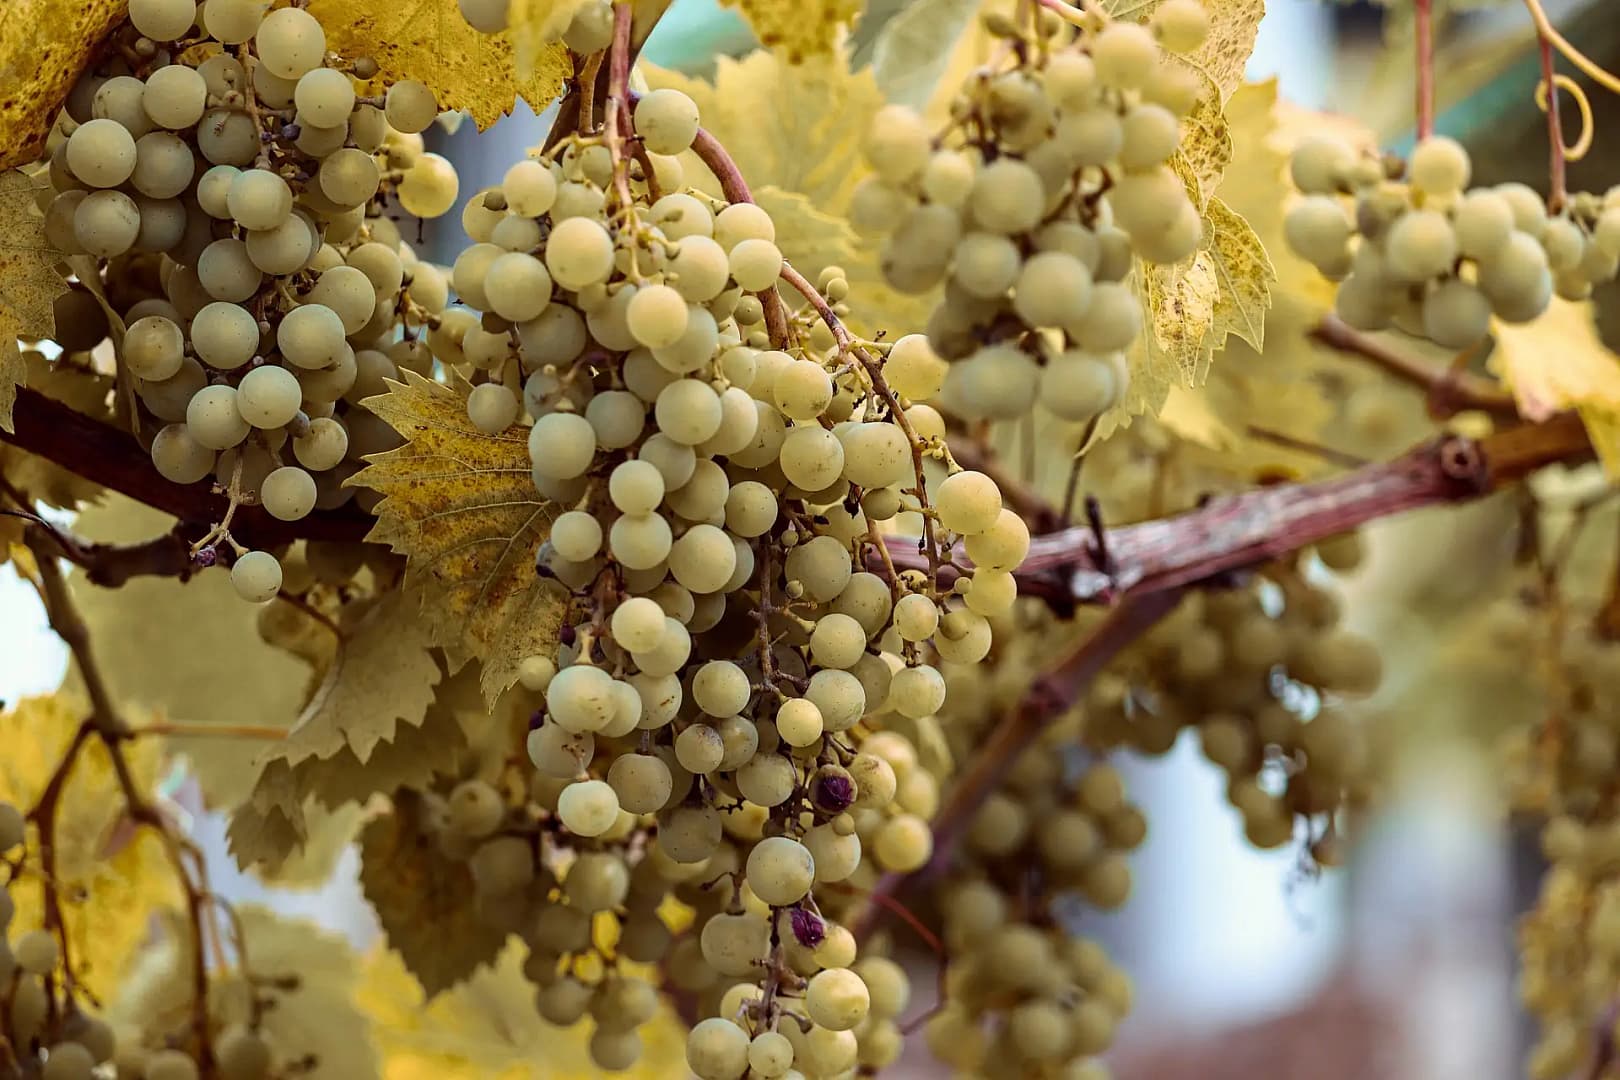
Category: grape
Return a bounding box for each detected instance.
[246,214,316,275]
[1153,0,1210,53]
[884,334,947,401]
[214,1023,271,1080]
[294,67,355,128]
[609,513,673,570]
[655,379,722,445]
[1479,231,1552,317]
[850,177,910,235]
[502,159,557,217]
[1422,278,1490,348]
[805,968,870,1032]
[72,189,139,257]
[261,465,317,521]
[1409,135,1470,196]
[778,424,844,492]
[745,835,815,906]
[713,201,774,248]
[230,550,282,602]
[1284,195,1352,269]
[293,416,349,470]
[319,147,382,207]
[952,231,1021,299]
[1119,103,1180,169]
[199,238,264,302]
[149,420,212,485]
[622,283,687,349]
[668,524,736,594]
[737,754,796,806]
[557,778,620,837]
[458,0,509,31]
[256,6,325,78]
[143,1050,201,1080]
[528,411,596,479]
[186,385,250,449]
[969,159,1044,235]
[1092,21,1157,88]
[774,359,834,420]
[606,753,673,814]
[634,88,700,156]
[130,131,194,199]
[545,216,615,289]
[142,64,207,129]
[203,0,268,43]
[727,237,783,291]
[935,470,1001,535]
[1041,349,1120,421]
[196,164,238,218]
[398,152,460,218]
[385,79,438,134]
[889,663,946,718]
[687,1018,749,1080]
[277,304,345,368]
[1013,251,1092,328]
[776,697,823,748]
[839,421,910,489]
[467,383,520,434]
[665,234,729,303]
[864,104,931,186]
[196,107,257,164]
[610,596,666,651]
[124,315,184,380]
[308,265,376,333]
[234,364,300,429]
[1384,209,1457,281]
[1289,135,1354,195]
[872,812,933,871]
[448,779,505,838]
[723,480,777,538]
[228,168,293,231]
[130,0,198,39]
[482,252,552,322]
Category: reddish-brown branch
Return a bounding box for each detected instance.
[1311,316,1519,419]
[0,387,373,548]
[1540,35,1568,212]
[1415,0,1436,140]
[883,411,1593,601]
[686,124,793,349]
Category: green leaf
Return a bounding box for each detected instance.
[870,0,982,108]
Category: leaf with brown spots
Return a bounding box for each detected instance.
[0,0,125,169]
[349,371,568,703]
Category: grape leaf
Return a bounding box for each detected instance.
[253,800,368,890]
[1202,196,1275,356]
[306,0,571,130]
[360,792,509,997]
[350,371,568,703]
[1491,298,1620,475]
[0,1,126,169]
[0,168,70,429]
[0,693,178,1001]
[868,0,981,109]
[720,0,867,62]
[1174,76,1234,211]
[69,499,310,808]
[107,905,378,1080]
[1101,0,1265,100]
[261,591,443,768]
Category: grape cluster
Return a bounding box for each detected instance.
[46,0,461,602]
[1285,133,1620,348]
[1,798,279,1080]
[849,0,1218,426]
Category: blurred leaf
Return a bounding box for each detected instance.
[870,0,982,108]
[307,0,570,129]
[719,0,866,62]
[1491,298,1620,475]
[0,168,70,429]
[0,2,126,169]
[0,693,178,1002]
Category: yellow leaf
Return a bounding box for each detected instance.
[0,169,71,372]
[1491,298,1620,423]
[508,0,592,73]
[719,0,866,62]
[0,694,178,1002]
[360,792,508,997]
[1202,195,1275,354]
[1,311,21,432]
[306,0,571,130]
[1102,0,1265,100]
[263,592,443,768]
[359,939,689,1078]
[69,498,310,808]
[351,371,568,703]
[0,0,127,169]
[1159,382,1236,449]
[1173,76,1233,210]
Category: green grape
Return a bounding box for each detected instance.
[779,425,845,491]
[935,470,1002,535]
[73,189,140,257]
[528,721,593,778]
[260,465,316,521]
[448,778,505,837]
[130,0,198,40]
[398,152,460,218]
[199,237,263,302]
[1408,134,1470,196]
[746,835,815,905]
[92,74,154,137]
[968,158,1044,235]
[130,131,193,199]
[319,147,382,208]
[143,1049,201,1080]
[805,968,871,1032]
[1013,251,1092,329]
[1153,0,1210,53]
[1384,209,1457,281]
[293,416,349,471]
[747,1031,795,1079]
[1284,194,1353,269]
[295,67,355,128]
[214,1023,271,1080]
[42,1042,94,1080]
[458,0,509,32]
[839,421,910,490]
[728,237,783,291]
[503,158,557,216]
[558,778,620,836]
[921,149,976,209]
[385,79,438,134]
[1119,103,1180,169]
[236,364,302,428]
[606,512,673,572]
[884,333,947,400]
[0,800,23,851]
[864,103,932,185]
[1042,51,1097,110]
[1092,21,1157,88]
[277,303,345,368]
[185,384,249,449]
[227,168,293,232]
[606,753,673,814]
[1054,107,1123,167]
[1543,216,1586,274]
[809,612,866,670]
[686,1018,750,1080]
[1479,230,1553,322]
[776,697,824,747]
[196,107,258,165]
[1421,278,1490,348]
[1042,348,1121,421]
[655,379,723,445]
[1289,135,1354,195]
[545,216,615,289]
[255,6,324,79]
[308,264,378,333]
[245,214,316,275]
[634,88,700,155]
[123,314,185,380]
[952,231,1021,299]
[142,64,207,129]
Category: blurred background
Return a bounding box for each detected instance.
[8,0,1620,1075]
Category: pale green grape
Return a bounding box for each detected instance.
[124,314,184,380]
[236,364,302,428]
[385,79,438,134]
[483,252,552,322]
[723,480,777,537]
[952,231,1021,299]
[872,812,932,872]
[528,411,596,480]
[227,168,292,231]
[634,88,700,156]
[1409,135,1470,196]
[557,778,620,837]
[130,131,193,198]
[1041,349,1120,420]
[805,968,870,1032]
[260,465,316,521]
[625,284,689,349]
[1289,136,1354,195]
[277,303,345,368]
[150,423,216,483]
[293,416,349,471]
[198,237,263,302]
[774,359,834,420]
[863,103,931,186]
[458,0,509,32]
[1153,0,1209,53]
[398,152,459,218]
[1422,278,1490,348]
[609,459,666,515]
[713,201,774,249]
[1092,21,1157,88]
[503,159,557,216]
[776,698,823,747]
[746,836,815,906]
[1013,251,1092,328]
[727,237,783,291]
[230,550,282,603]
[130,0,198,40]
[246,214,315,275]
[142,64,207,129]
[779,424,844,491]
[73,189,140,257]
[467,383,520,434]
[213,1024,271,1080]
[545,216,615,289]
[668,524,736,594]
[655,379,722,444]
[1384,209,1457,281]
[609,512,673,570]
[1119,103,1179,169]
[606,753,673,814]
[318,147,381,208]
[186,384,250,448]
[294,67,355,128]
[969,158,1043,235]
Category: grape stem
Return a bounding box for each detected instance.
[1310,314,1519,419]
[1414,0,1435,141]
[21,525,224,1070]
[1538,35,1569,213]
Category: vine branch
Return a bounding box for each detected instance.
[1310,315,1518,419]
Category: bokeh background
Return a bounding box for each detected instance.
[7,0,1617,1074]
